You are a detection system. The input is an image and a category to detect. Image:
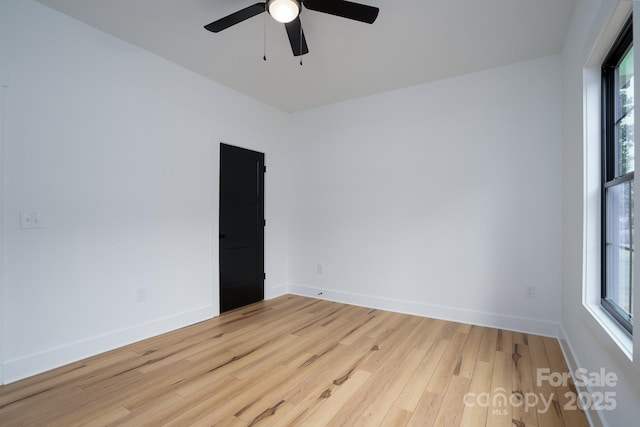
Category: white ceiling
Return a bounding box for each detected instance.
[34,0,577,112]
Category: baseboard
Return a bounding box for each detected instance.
[266,283,288,299]
[1,285,563,384]
[2,305,215,385]
[558,325,605,427]
[288,284,560,337]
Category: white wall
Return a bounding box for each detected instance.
[0,64,8,385]
[560,0,640,425]
[287,55,564,336]
[0,0,290,383]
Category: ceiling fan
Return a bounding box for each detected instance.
[204,0,379,57]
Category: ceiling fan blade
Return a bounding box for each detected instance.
[204,3,266,33]
[303,0,379,24]
[284,18,309,56]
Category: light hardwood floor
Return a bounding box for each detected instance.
[0,295,589,426]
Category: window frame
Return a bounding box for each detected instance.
[601,15,634,335]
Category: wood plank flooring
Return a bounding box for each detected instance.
[0,295,590,426]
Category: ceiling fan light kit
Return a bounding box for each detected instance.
[204,0,379,57]
[267,0,300,24]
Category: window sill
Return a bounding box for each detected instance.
[582,301,633,361]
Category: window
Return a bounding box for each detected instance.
[602,16,634,334]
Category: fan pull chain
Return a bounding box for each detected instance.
[299,16,303,66]
[263,5,267,61]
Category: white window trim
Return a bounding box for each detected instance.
[582,4,636,367]
[583,65,633,360]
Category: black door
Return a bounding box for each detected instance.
[219,143,265,313]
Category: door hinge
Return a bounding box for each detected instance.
[263,219,266,226]
[263,165,267,173]
[263,272,266,280]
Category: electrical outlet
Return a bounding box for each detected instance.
[525,286,536,299]
[136,288,147,302]
[317,264,323,274]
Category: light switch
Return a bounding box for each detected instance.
[20,211,43,229]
